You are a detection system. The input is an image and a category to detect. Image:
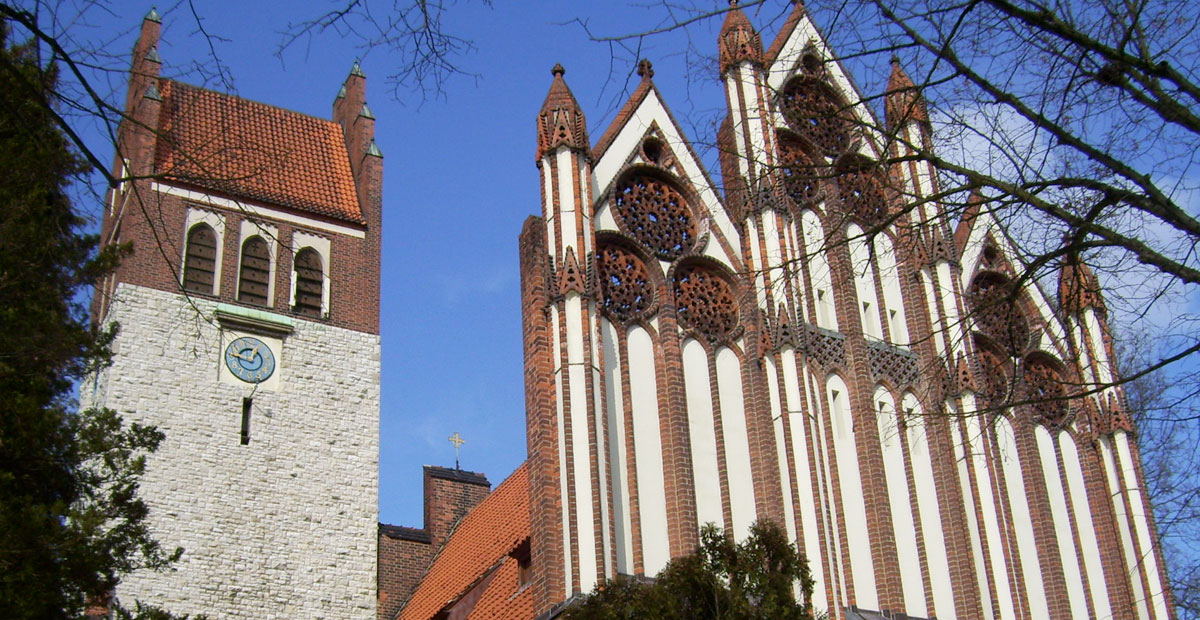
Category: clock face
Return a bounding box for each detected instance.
[224,336,276,383]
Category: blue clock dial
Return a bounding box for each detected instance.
[224,336,276,383]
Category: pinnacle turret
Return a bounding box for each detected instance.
[718,1,763,74]
[537,64,588,161]
[885,57,929,129]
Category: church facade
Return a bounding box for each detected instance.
[91,5,1174,620]
[505,4,1173,620]
[88,10,382,619]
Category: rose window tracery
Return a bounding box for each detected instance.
[838,162,889,224]
[780,78,851,156]
[778,137,820,207]
[1024,356,1069,428]
[976,340,1012,406]
[596,242,654,323]
[613,173,696,261]
[968,273,1031,356]
[673,263,738,343]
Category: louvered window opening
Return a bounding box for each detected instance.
[238,237,271,306]
[183,224,218,294]
[293,248,324,317]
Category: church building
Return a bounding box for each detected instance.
[90,4,1174,620]
[387,3,1174,620]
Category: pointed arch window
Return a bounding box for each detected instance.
[292,248,324,317]
[183,223,218,294]
[238,236,271,306]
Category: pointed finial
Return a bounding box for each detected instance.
[145,45,161,64]
[360,102,374,119]
[350,59,365,78]
[366,139,384,158]
[144,82,161,101]
[552,63,565,77]
[637,59,654,79]
[145,7,161,22]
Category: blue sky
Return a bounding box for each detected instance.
[69,1,806,527]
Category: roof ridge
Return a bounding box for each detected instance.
[164,79,344,128]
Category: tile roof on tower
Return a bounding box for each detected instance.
[154,80,364,224]
[399,463,531,620]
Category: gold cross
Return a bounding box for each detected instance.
[448,432,465,469]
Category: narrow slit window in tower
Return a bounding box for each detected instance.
[241,398,252,445]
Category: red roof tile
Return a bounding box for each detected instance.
[465,558,534,620]
[154,80,364,224]
[399,463,530,620]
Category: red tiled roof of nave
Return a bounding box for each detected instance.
[154,80,364,224]
[399,463,530,620]
[465,558,534,620]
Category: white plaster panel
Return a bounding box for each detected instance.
[550,304,573,593]
[802,210,837,331]
[717,348,756,542]
[903,395,956,619]
[100,284,377,620]
[556,149,579,254]
[874,234,909,345]
[543,167,558,267]
[828,374,878,610]
[951,412,996,620]
[937,260,964,355]
[1117,432,1170,619]
[683,340,724,531]
[1101,437,1151,620]
[747,218,767,310]
[601,319,634,575]
[726,74,751,182]
[996,417,1050,618]
[875,389,926,617]
[1036,427,1089,619]
[848,224,883,340]
[964,400,1016,620]
[1060,434,1113,619]
[920,268,948,357]
[564,295,596,592]
[783,350,825,613]
[629,327,669,575]
[764,358,797,545]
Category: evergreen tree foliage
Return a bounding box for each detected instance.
[0,26,192,619]
[562,521,815,620]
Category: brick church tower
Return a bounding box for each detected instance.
[87,10,382,618]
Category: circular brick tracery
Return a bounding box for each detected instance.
[838,162,888,224]
[780,78,851,156]
[968,273,1031,356]
[1024,356,1069,428]
[613,173,696,261]
[596,242,654,323]
[673,263,738,343]
[778,137,820,207]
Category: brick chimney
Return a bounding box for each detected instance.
[423,466,491,549]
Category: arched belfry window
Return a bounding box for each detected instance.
[183,223,217,294]
[292,248,324,317]
[238,236,271,306]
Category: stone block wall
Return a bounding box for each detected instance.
[87,283,379,619]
